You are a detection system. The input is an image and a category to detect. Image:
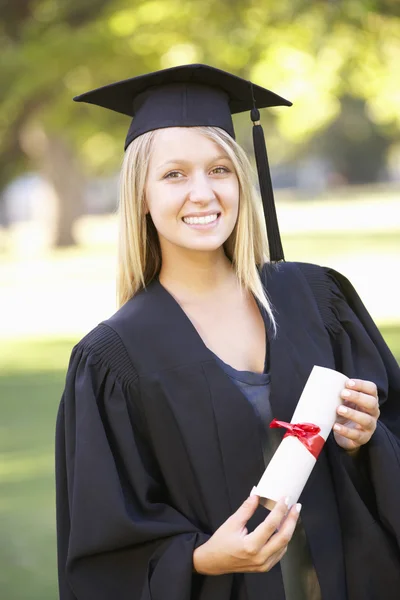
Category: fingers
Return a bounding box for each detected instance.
[344,379,378,398]
[341,391,380,416]
[341,380,380,416]
[345,378,377,397]
[245,500,301,563]
[334,422,372,443]
[245,497,290,551]
[231,494,260,528]
[336,404,377,431]
[334,379,380,450]
[258,544,288,573]
[261,503,301,560]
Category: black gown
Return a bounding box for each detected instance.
[55,262,400,600]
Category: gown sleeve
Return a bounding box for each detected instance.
[55,325,209,600]
[297,262,400,548]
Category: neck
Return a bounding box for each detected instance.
[159,244,236,300]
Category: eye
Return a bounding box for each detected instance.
[211,166,230,175]
[164,170,183,179]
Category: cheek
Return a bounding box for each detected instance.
[146,185,183,228]
[221,179,240,212]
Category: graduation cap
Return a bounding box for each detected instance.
[74,64,292,262]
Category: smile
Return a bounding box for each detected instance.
[182,213,220,225]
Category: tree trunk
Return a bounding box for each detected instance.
[40,134,85,247]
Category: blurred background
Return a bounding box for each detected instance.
[1,1,399,598]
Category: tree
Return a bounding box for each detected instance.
[1,0,399,245]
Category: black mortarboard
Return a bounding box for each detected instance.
[74,64,292,261]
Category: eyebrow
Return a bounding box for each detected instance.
[156,154,232,170]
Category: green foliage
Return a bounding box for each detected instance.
[1,0,399,184]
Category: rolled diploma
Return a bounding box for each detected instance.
[252,365,348,508]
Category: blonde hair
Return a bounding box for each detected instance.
[117,126,276,329]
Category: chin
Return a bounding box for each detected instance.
[158,227,234,255]
[180,234,231,253]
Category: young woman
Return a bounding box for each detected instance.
[56,65,400,600]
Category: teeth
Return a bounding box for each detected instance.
[183,214,218,225]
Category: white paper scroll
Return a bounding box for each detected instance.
[252,365,348,509]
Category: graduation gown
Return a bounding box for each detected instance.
[55,261,400,600]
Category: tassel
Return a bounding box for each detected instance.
[250,87,285,262]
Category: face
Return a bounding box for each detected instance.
[145,127,240,257]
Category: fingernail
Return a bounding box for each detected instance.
[249,487,258,497]
[338,406,348,415]
[295,503,302,513]
[284,496,290,507]
[347,380,355,387]
[334,424,341,432]
[342,390,351,398]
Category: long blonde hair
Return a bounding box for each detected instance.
[117,126,276,328]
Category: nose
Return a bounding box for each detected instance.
[188,171,216,204]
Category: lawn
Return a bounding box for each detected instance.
[0,339,75,600]
[1,328,399,600]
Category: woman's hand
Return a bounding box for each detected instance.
[334,378,380,452]
[193,495,301,575]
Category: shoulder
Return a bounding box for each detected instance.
[260,261,349,331]
[103,279,164,339]
[71,322,138,385]
[77,281,158,355]
[261,260,326,284]
[261,260,344,294]
[260,260,329,303]
[71,281,162,381]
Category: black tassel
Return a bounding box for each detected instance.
[251,106,285,263]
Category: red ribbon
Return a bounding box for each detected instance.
[270,419,325,459]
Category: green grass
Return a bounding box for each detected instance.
[283,230,400,261]
[0,339,77,600]
[0,329,399,599]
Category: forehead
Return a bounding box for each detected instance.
[150,127,224,162]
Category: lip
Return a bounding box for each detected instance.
[181,210,221,219]
[181,212,221,230]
